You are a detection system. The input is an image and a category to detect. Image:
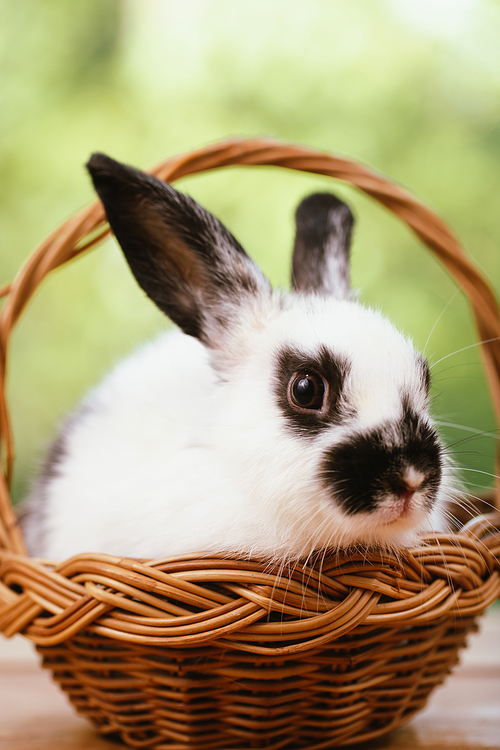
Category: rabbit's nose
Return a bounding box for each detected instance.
[390,467,427,500]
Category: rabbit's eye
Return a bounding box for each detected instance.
[289,372,326,410]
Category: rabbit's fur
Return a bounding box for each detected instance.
[21,156,452,562]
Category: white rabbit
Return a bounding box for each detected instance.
[21,154,452,562]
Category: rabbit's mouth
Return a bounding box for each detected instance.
[374,481,431,526]
[375,467,431,522]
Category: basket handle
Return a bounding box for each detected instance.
[1,137,499,554]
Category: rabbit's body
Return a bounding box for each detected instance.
[21,158,452,562]
[23,331,223,559]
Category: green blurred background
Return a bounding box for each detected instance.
[1,0,499,508]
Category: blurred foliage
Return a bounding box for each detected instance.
[0,0,499,507]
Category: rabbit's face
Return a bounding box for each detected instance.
[211,294,445,554]
[87,157,449,556]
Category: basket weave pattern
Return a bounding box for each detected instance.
[1,138,500,749]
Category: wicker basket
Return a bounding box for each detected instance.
[1,138,499,750]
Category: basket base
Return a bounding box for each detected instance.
[36,615,477,750]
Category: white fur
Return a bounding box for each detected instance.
[22,295,451,562]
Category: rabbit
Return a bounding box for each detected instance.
[20,153,453,563]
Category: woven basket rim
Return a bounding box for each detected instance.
[1,520,499,647]
[0,135,499,556]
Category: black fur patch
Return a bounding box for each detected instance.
[17,428,69,555]
[40,430,68,482]
[18,404,97,556]
[292,192,353,297]
[321,401,443,515]
[275,345,352,437]
[419,356,431,393]
[86,153,271,346]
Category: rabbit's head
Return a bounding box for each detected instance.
[87,154,450,560]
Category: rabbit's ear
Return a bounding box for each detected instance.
[86,154,271,347]
[291,193,354,299]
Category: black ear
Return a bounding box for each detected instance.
[86,154,271,347]
[291,193,354,299]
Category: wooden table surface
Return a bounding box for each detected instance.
[1,608,499,750]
